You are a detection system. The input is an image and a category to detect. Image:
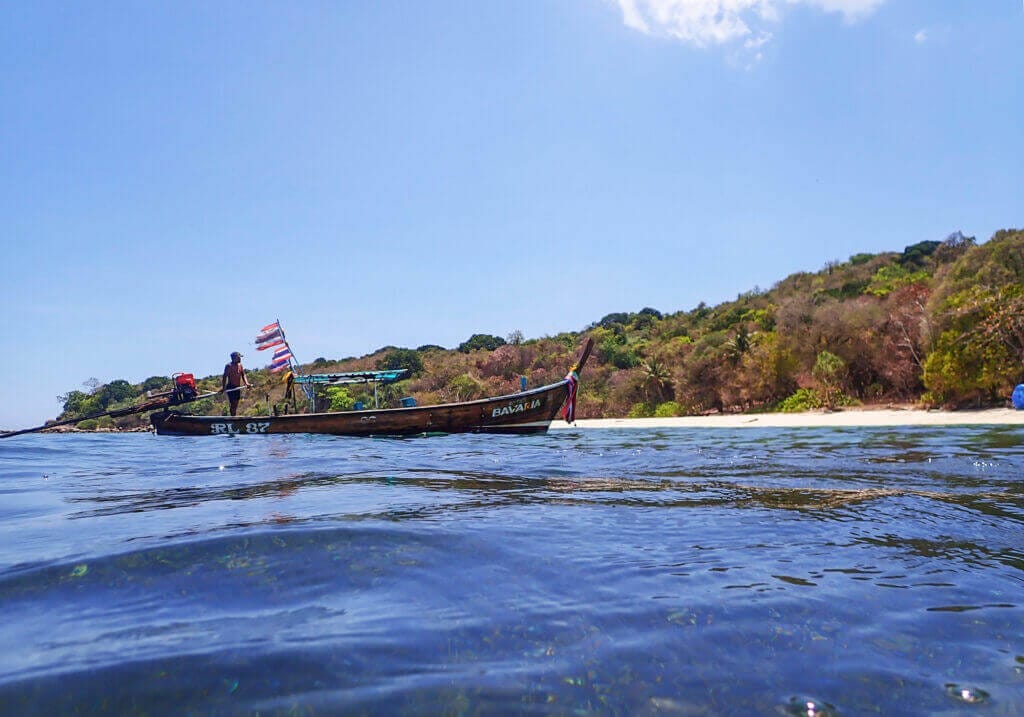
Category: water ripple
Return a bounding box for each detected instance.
[1,428,1023,713]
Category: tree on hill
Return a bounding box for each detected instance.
[376,348,423,376]
[899,240,940,268]
[457,334,506,353]
[736,332,798,407]
[640,359,673,404]
[141,376,170,392]
[879,283,933,397]
[58,390,92,417]
[921,229,1024,406]
[931,231,975,264]
[99,380,134,407]
[929,229,1023,310]
[595,312,632,328]
[812,351,848,409]
[923,284,1024,407]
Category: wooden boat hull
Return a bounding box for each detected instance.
[150,380,571,437]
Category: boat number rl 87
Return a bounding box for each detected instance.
[210,422,271,435]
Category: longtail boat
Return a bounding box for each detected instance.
[149,339,593,437]
[0,375,216,439]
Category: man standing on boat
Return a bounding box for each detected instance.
[221,351,251,416]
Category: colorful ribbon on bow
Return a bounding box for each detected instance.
[562,369,579,423]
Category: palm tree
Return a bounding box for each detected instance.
[724,326,752,364]
[641,359,673,404]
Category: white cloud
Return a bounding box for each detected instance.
[792,0,887,22]
[744,32,772,50]
[614,0,774,47]
[614,0,888,47]
[619,0,652,33]
[913,28,928,44]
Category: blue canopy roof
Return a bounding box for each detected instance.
[292,369,409,386]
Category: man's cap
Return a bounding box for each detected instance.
[231,351,243,359]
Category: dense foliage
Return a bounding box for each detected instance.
[457,334,507,353]
[53,229,1024,428]
[375,348,424,376]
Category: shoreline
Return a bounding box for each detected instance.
[554,407,1024,429]
[8,407,1024,435]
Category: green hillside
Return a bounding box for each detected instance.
[55,228,1024,429]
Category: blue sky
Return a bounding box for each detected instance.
[1,1,1021,429]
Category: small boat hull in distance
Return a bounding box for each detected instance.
[150,380,571,437]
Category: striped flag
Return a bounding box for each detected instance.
[255,320,298,373]
[269,344,293,373]
[255,320,286,351]
[256,322,280,339]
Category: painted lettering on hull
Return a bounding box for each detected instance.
[210,422,270,435]
[491,399,542,418]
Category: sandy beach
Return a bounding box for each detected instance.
[554,406,1024,429]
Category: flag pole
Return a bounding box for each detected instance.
[270,319,313,411]
[276,318,299,373]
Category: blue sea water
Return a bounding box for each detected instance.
[0,427,1022,715]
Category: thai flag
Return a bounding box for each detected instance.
[269,356,292,373]
[255,328,283,347]
[256,338,285,351]
[255,320,283,345]
[269,345,293,372]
